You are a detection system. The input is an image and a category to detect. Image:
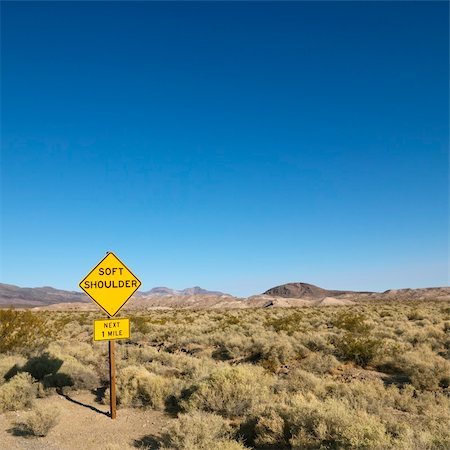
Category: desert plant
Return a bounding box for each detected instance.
[0,310,48,354]
[253,408,288,448]
[386,348,450,391]
[0,354,26,384]
[280,368,323,396]
[265,311,305,335]
[0,372,38,412]
[160,411,231,449]
[335,332,383,366]
[116,365,171,409]
[181,365,274,418]
[333,312,383,366]
[299,352,339,374]
[14,404,60,436]
[334,312,372,334]
[286,396,390,449]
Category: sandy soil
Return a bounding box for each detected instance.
[0,391,172,449]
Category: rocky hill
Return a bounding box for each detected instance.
[263,282,372,299]
[262,282,450,303]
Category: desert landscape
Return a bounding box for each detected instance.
[0,282,449,449]
[2,1,447,449]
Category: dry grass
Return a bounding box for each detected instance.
[159,410,248,449]
[13,404,60,436]
[1,300,449,448]
[0,372,38,412]
[114,365,172,409]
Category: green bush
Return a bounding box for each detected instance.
[333,312,383,366]
[265,312,305,335]
[0,310,48,354]
[335,333,383,366]
[334,312,372,334]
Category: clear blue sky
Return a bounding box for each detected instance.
[1,1,448,296]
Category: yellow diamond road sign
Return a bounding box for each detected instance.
[79,252,141,317]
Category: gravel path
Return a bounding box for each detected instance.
[0,391,171,449]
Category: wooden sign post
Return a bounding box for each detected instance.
[93,317,130,418]
[79,252,140,420]
[109,340,116,419]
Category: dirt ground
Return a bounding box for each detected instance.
[0,391,172,450]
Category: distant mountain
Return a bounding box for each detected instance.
[262,282,371,299]
[262,282,450,302]
[142,286,229,296]
[0,283,88,307]
[1,282,448,310]
[0,283,230,308]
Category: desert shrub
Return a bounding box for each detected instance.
[218,335,256,362]
[300,333,335,354]
[14,405,60,436]
[53,357,99,390]
[0,310,48,354]
[56,320,84,339]
[131,316,150,334]
[334,333,383,366]
[36,354,99,391]
[124,346,159,365]
[323,379,388,415]
[280,369,323,396]
[286,396,390,449]
[20,353,65,381]
[160,410,247,450]
[116,365,171,409]
[334,312,372,334]
[0,372,38,412]
[53,341,98,366]
[144,351,218,384]
[407,309,427,321]
[333,312,383,366]
[211,442,248,450]
[389,348,450,391]
[381,411,450,450]
[253,408,288,448]
[0,354,26,384]
[181,365,274,418]
[299,352,339,374]
[25,344,101,391]
[251,335,297,372]
[265,311,305,335]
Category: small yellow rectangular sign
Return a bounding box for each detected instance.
[94,318,130,341]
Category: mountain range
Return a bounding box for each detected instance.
[0,282,448,310]
[142,286,229,296]
[0,283,229,308]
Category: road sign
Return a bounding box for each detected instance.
[79,252,141,317]
[94,318,130,341]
